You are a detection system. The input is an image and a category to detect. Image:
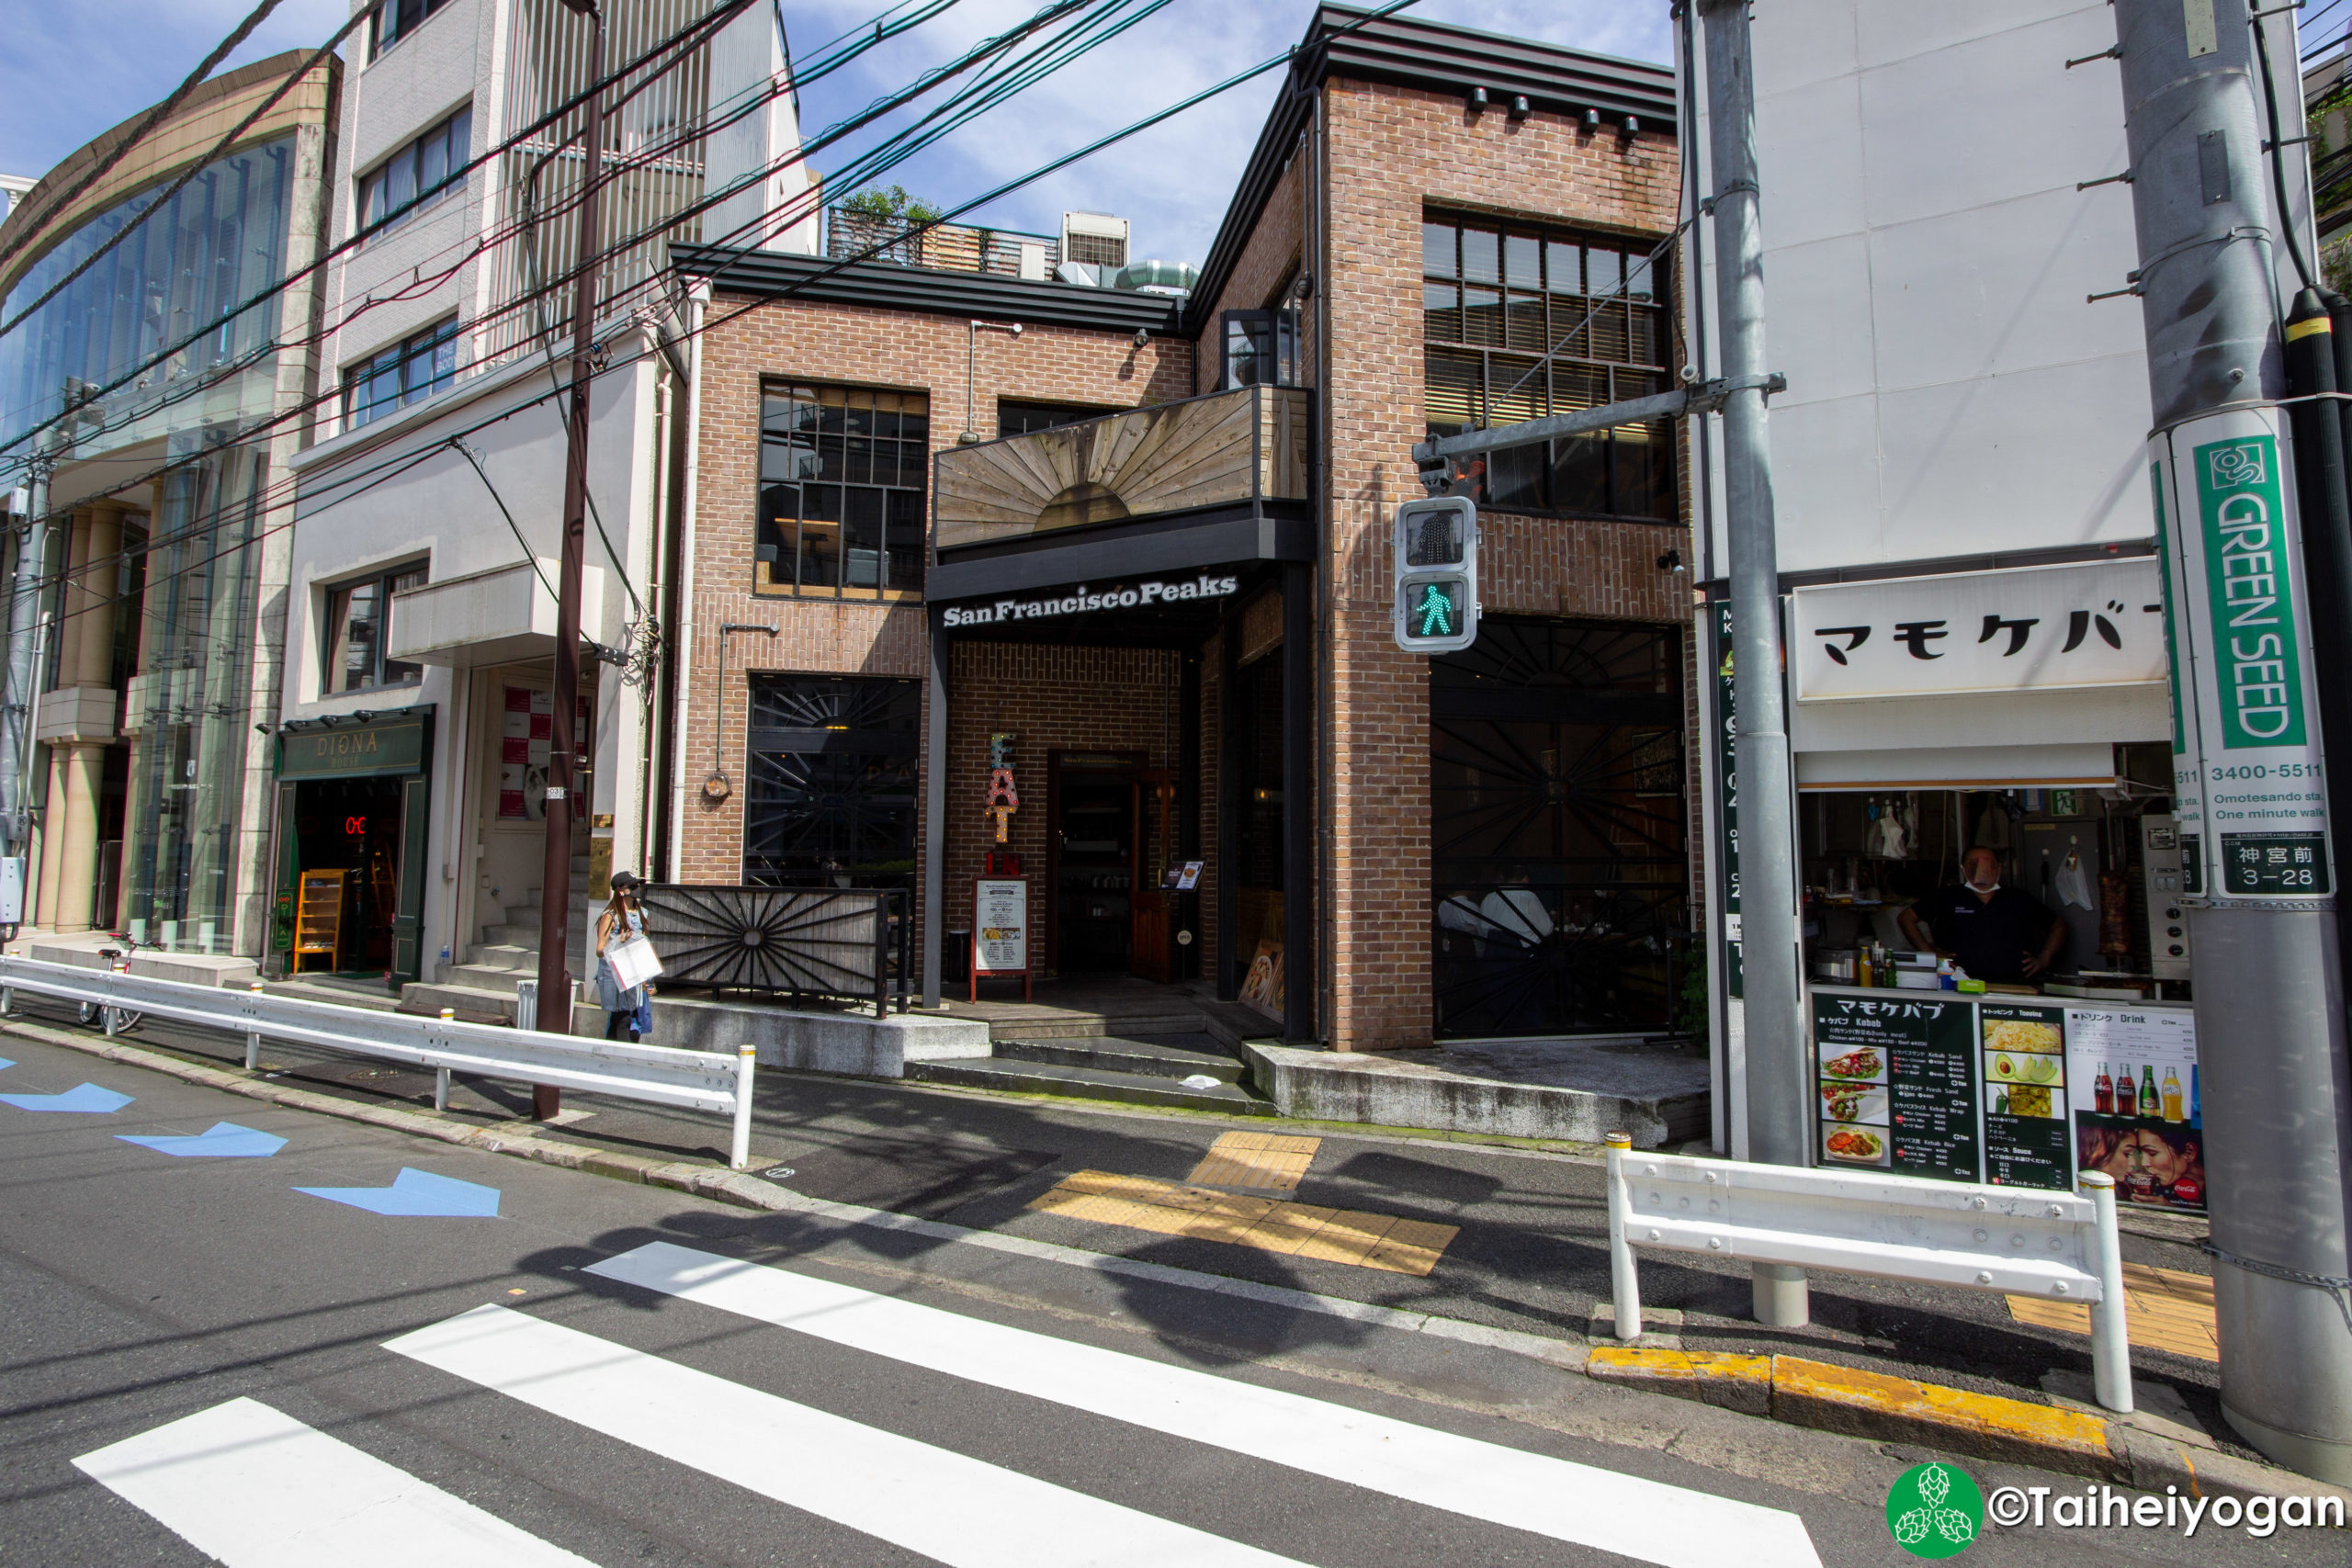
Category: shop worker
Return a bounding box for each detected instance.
[1897,847,2065,985]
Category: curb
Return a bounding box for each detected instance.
[12,1013,2342,1502]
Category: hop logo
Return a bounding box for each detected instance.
[1884,1462,1984,1558]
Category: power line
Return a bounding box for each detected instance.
[0,0,286,276]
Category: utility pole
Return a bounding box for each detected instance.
[1698,0,1809,1328]
[2114,0,2352,1481]
[1,454,49,865]
[534,0,606,1118]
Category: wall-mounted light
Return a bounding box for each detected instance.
[1509,95,1531,121]
[1467,87,1489,114]
[1623,115,1641,137]
[253,723,271,735]
[1584,108,1600,130]
[353,711,374,723]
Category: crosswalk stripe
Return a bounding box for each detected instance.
[588,1241,1821,1568]
[385,1304,1310,1568]
[72,1396,597,1567]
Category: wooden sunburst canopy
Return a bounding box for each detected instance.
[934,385,1310,552]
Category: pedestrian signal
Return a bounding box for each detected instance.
[1393,496,1478,652]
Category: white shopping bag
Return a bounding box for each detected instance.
[606,932,664,991]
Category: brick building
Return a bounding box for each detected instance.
[671,7,1692,1052]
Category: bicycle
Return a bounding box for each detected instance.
[79,932,163,1033]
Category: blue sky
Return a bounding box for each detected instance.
[0,0,1671,263]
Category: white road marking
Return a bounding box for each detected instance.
[72,1396,597,1567]
[590,1240,1823,1568]
[385,1304,1308,1568]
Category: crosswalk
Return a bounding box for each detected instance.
[76,1250,1826,1568]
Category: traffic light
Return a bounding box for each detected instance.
[1393,495,1478,652]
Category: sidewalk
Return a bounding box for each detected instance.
[0,988,2245,1468]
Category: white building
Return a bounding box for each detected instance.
[277,0,812,1009]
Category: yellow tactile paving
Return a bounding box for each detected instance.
[1185,1131,1324,1192]
[1028,1168,1458,1276]
[2006,1261,2220,1361]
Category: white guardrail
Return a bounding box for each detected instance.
[0,956,759,1170]
[1604,1135,2132,1414]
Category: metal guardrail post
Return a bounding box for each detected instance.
[1605,1131,1641,1341]
[435,1066,452,1112]
[244,980,264,1069]
[730,1044,756,1171]
[872,891,888,1019]
[2082,1171,2134,1416]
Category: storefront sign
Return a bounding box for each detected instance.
[277,713,432,779]
[1813,987,2202,1211]
[973,878,1029,973]
[2152,412,2335,902]
[1790,560,2166,703]
[986,732,1019,843]
[940,573,1239,628]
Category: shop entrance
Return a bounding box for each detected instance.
[1046,751,1180,978]
[288,776,405,973]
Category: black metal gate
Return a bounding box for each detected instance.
[638,884,909,1014]
[1430,617,1689,1036]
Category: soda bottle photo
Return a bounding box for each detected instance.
[2116,1064,2136,1118]
[2162,1066,2183,1122]
[2095,1061,2113,1114]
[2142,1064,2159,1120]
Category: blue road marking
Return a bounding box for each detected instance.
[293,1168,500,1217]
[0,1057,14,1071]
[118,1122,288,1158]
[1,1083,133,1112]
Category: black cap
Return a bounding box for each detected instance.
[610,871,643,892]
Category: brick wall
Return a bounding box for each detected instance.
[678,292,1195,901]
[1319,77,1684,1050]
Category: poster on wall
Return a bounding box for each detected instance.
[498,687,592,820]
[1241,938,1284,1021]
[2064,1005,2204,1212]
[1979,1002,2072,1190]
[1814,993,1978,1178]
[973,878,1029,974]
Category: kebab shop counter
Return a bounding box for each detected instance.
[1809,985,2205,1210]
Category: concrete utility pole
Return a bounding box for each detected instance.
[534,0,608,1116]
[1698,0,1810,1329]
[0,456,49,863]
[2113,0,2352,1481]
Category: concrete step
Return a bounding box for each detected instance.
[399,978,604,1033]
[264,977,402,1014]
[462,944,537,972]
[904,1055,1275,1115]
[995,1032,1246,1084]
[977,1009,1211,1043]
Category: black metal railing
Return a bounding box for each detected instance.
[639,885,910,1016]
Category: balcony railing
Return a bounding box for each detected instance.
[933,384,1310,554]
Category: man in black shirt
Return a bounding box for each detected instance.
[1898,848,2065,984]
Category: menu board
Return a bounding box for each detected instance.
[1809,987,2203,1208]
[972,878,1029,973]
[2064,1006,2204,1212]
[1815,992,1978,1179]
[1980,1003,2072,1190]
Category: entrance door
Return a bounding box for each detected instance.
[1050,752,1143,974]
[1131,770,1176,983]
[289,776,407,974]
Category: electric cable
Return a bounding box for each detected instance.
[2254,7,2320,294]
[449,437,560,601]
[0,0,286,275]
[15,0,1425,646]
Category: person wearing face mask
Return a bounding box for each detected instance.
[1898,847,2065,986]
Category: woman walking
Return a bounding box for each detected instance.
[594,872,654,1041]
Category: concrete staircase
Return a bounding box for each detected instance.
[399,853,601,1029]
[905,1032,1275,1115]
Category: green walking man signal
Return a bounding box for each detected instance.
[1393,495,1478,653]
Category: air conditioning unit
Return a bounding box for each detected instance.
[1060,211,1128,271]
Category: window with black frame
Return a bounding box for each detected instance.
[741,675,920,886]
[1422,214,1673,522]
[357,104,470,236]
[343,320,459,430]
[759,384,929,598]
[322,562,427,694]
[1222,310,1298,389]
[997,399,1114,436]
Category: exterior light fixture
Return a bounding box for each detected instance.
[1509,95,1531,120]
[1467,87,1489,112]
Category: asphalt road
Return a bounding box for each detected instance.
[1,1028,2338,1567]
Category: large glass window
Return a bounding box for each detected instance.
[1422,214,1674,522]
[357,104,471,236]
[343,320,459,430]
[759,384,929,598]
[742,675,921,886]
[323,563,426,693]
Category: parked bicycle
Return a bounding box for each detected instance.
[78,932,164,1033]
